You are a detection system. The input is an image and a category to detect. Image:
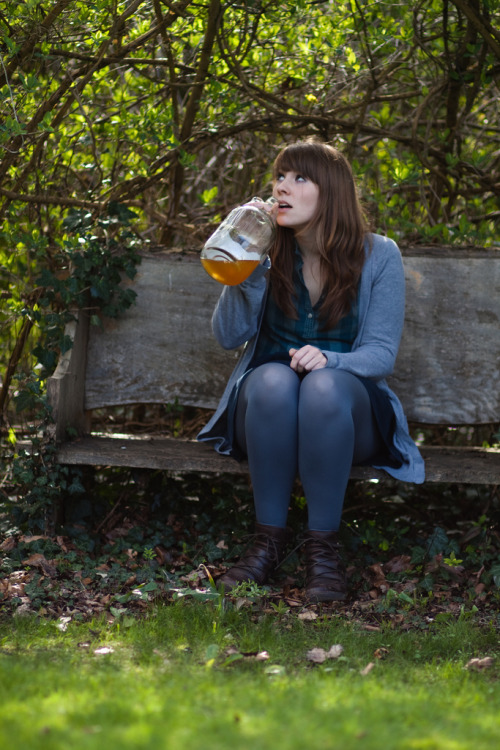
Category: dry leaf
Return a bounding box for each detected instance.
[307,648,327,664]
[56,536,68,552]
[306,644,343,664]
[360,662,375,676]
[298,611,318,621]
[20,535,47,543]
[255,651,270,661]
[0,537,16,553]
[22,554,57,577]
[465,657,494,671]
[374,647,389,660]
[238,650,270,661]
[367,563,387,588]
[384,555,412,574]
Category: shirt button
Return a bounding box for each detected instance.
[307,313,313,319]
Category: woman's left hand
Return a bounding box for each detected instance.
[289,346,327,373]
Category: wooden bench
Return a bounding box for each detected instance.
[47,249,500,485]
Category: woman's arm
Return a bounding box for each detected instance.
[211,263,269,350]
[325,239,405,380]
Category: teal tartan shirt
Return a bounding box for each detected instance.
[253,247,359,363]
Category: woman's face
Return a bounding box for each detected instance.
[273,170,320,233]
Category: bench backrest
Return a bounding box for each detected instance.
[74,249,500,426]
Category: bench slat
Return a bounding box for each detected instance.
[80,251,500,424]
[55,436,500,484]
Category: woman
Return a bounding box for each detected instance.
[198,140,424,601]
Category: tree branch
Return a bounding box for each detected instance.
[0,0,73,88]
[451,0,500,59]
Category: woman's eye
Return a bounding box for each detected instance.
[296,174,306,182]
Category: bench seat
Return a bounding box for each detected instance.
[48,248,500,486]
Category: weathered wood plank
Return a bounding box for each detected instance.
[392,252,500,423]
[84,253,236,411]
[55,435,500,484]
[81,250,500,424]
[46,312,90,442]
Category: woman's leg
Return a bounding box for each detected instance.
[297,368,385,601]
[234,362,301,528]
[298,368,383,532]
[219,363,300,588]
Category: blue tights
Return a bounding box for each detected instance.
[234,363,384,532]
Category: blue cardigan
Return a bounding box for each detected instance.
[197,233,425,484]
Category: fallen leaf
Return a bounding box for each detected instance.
[367,563,387,589]
[384,555,412,574]
[327,644,344,659]
[374,647,389,660]
[306,644,343,664]
[56,536,68,552]
[22,554,57,577]
[20,535,47,543]
[240,650,270,661]
[306,648,327,663]
[0,537,16,552]
[56,616,71,632]
[298,611,318,621]
[264,664,285,675]
[235,598,252,610]
[360,662,375,676]
[465,657,494,671]
[255,651,270,661]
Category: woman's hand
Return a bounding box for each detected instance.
[289,346,327,373]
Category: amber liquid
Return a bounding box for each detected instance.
[201,258,260,285]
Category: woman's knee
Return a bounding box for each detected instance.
[299,369,362,419]
[244,363,300,412]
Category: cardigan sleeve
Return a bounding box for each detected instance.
[324,238,405,381]
[211,263,268,350]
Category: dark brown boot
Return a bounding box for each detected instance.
[304,530,347,602]
[219,523,290,589]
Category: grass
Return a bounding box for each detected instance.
[1,599,499,750]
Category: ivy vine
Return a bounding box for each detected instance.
[3,203,142,531]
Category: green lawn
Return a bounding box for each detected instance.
[1,601,499,750]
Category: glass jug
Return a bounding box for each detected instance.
[200,197,276,285]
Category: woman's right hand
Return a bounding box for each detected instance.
[289,346,327,373]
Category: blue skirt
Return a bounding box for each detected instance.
[226,352,404,469]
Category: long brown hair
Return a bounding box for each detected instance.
[269,140,370,328]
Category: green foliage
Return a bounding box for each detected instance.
[1,202,140,527]
[1,0,499,247]
[1,1,499,523]
[11,438,85,532]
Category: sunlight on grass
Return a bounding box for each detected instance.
[0,603,499,750]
